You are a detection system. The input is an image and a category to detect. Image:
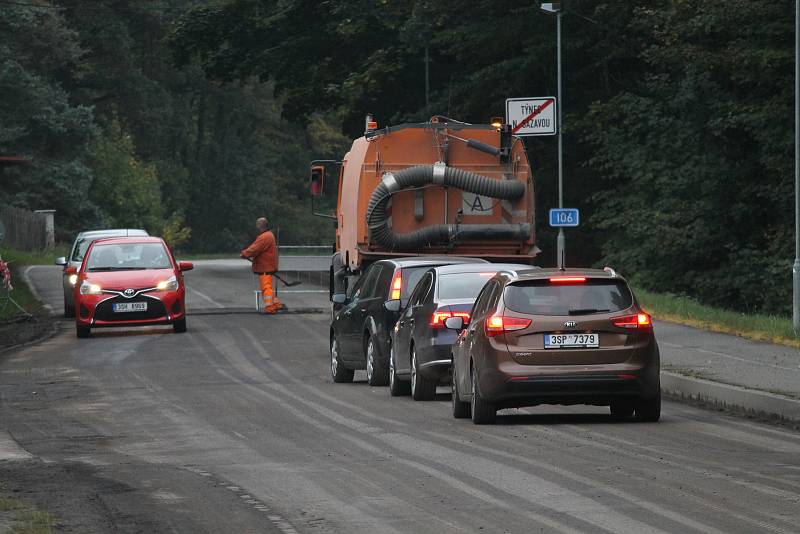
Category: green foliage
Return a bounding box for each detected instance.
[0,3,98,233]
[168,0,796,316]
[88,118,165,232]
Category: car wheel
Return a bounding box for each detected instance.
[365,335,388,386]
[330,334,354,383]
[410,345,437,401]
[76,324,90,338]
[64,295,75,318]
[451,365,471,419]
[470,366,496,425]
[635,389,661,422]
[389,346,410,397]
[610,400,635,418]
[173,318,187,333]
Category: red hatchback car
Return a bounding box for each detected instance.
[67,236,193,338]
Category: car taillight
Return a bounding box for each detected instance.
[430,310,471,328]
[612,312,652,330]
[484,314,532,337]
[390,270,402,300]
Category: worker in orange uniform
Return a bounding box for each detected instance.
[241,217,285,314]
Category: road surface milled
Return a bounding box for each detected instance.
[1,262,799,532]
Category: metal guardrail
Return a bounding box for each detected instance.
[278,245,332,250]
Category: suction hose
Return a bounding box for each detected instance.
[366,164,530,251]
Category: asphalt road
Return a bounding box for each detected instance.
[2,262,800,532]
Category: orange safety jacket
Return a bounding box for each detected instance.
[241,230,278,273]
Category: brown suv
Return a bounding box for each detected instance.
[447,268,660,424]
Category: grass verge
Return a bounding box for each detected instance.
[0,495,55,534]
[0,245,68,267]
[635,288,799,349]
[0,247,51,321]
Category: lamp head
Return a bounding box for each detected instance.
[540,2,561,13]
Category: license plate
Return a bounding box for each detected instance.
[545,333,599,349]
[113,302,147,313]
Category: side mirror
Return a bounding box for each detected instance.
[310,165,326,197]
[64,266,78,275]
[55,257,67,266]
[178,261,194,272]
[384,299,401,312]
[332,293,348,305]
[444,316,465,331]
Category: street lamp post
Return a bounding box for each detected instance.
[795,0,800,333]
[541,2,565,268]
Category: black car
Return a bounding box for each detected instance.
[390,263,533,400]
[329,257,487,386]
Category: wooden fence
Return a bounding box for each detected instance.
[0,206,47,251]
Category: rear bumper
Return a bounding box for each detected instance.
[478,361,660,408]
[415,342,453,381]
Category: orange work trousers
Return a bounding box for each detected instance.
[259,274,283,313]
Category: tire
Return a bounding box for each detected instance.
[470,366,496,424]
[365,335,388,386]
[451,366,471,419]
[173,318,187,333]
[410,345,437,401]
[64,294,75,318]
[610,399,635,418]
[76,324,90,338]
[331,334,354,383]
[389,346,410,397]
[635,389,661,422]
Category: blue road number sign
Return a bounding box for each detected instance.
[549,208,579,227]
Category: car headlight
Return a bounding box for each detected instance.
[68,274,78,286]
[79,280,102,295]
[156,275,179,291]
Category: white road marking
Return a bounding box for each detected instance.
[22,265,54,314]
[188,287,225,308]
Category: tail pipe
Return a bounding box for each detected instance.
[366,164,529,251]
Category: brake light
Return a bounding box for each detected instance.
[430,310,471,328]
[390,270,402,300]
[612,312,652,330]
[484,314,532,336]
[549,276,587,283]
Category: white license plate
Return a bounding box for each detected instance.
[113,302,147,313]
[545,333,599,349]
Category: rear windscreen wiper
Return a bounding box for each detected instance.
[568,308,610,315]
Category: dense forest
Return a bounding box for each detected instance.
[0,0,795,316]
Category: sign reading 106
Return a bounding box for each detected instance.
[549,208,580,227]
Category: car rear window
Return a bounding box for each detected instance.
[401,267,433,302]
[437,272,495,300]
[504,279,633,316]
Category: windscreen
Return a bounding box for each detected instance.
[72,238,96,262]
[86,243,171,271]
[437,272,496,300]
[504,279,633,316]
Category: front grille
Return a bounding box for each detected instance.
[94,296,167,322]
